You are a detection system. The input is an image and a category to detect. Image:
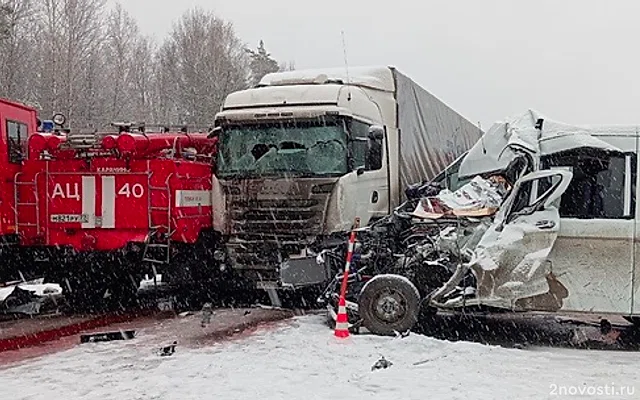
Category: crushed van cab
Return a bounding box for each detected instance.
[318,109,640,335]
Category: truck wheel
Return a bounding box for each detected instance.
[358,274,420,336]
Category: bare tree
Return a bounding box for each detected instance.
[0,3,285,131]
[156,7,250,127]
[0,0,38,102]
[129,35,156,124]
[33,0,107,128]
[279,60,296,72]
[102,3,140,123]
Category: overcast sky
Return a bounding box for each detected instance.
[117,0,640,130]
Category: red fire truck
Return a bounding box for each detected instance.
[0,98,224,311]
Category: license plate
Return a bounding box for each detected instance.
[50,214,89,223]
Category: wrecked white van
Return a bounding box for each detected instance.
[319,110,640,335]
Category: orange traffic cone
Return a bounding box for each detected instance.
[334,296,350,338]
[333,217,360,339]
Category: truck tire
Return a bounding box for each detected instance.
[358,274,421,336]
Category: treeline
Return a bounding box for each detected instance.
[0,0,292,129]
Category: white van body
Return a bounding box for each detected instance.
[436,109,640,318]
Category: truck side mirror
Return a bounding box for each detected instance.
[365,125,384,171]
[368,125,385,140]
[207,126,222,139]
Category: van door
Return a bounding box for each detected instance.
[471,169,572,310]
[544,149,635,315]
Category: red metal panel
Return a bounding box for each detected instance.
[47,173,86,229]
[112,173,149,230]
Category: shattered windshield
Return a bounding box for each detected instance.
[217,117,348,178]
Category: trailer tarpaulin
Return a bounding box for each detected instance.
[393,69,482,198]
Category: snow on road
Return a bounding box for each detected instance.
[0,315,638,399]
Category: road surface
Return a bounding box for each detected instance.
[0,314,638,399]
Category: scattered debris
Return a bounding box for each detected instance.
[138,274,168,292]
[80,330,136,344]
[371,356,393,371]
[157,297,175,311]
[159,341,177,357]
[413,355,447,366]
[600,319,612,335]
[243,310,251,316]
[201,302,213,327]
[393,329,411,339]
[254,304,285,311]
[414,175,509,218]
[0,279,63,316]
[571,320,621,348]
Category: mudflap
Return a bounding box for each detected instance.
[280,255,332,287]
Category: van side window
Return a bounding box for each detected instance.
[7,120,27,164]
[542,150,636,219]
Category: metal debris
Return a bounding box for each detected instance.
[159,341,177,357]
[201,302,213,327]
[371,356,393,371]
[80,330,136,344]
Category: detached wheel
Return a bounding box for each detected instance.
[358,274,421,336]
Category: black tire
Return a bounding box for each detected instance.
[623,316,640,327]
[358,274,421,336]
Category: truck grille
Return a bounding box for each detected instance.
[227,198,324,268]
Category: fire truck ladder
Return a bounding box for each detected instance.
[14,172,41,239]
[142,173,174,265]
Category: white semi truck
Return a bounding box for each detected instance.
[211,66,482,304]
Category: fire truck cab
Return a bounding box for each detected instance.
[0,98,38,246]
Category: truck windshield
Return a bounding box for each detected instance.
[217,118,348,178]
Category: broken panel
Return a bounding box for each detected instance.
[470,169,572,310]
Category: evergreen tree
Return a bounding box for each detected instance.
[246,40,279,86]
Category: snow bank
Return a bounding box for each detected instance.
[0,315,638,399]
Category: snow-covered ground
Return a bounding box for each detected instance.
[0,315,638,399]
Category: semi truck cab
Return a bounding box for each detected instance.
[212,66,481,302]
